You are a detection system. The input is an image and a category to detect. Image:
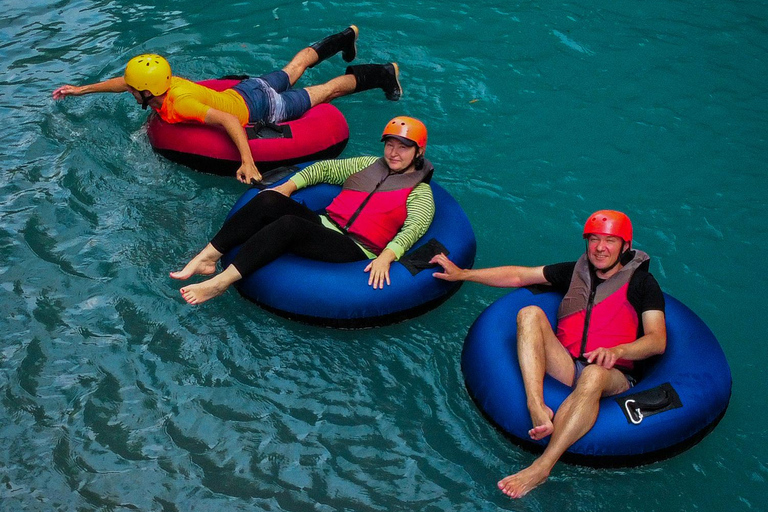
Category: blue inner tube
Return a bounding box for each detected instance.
[220,173,476,328]
[461,287,731,467]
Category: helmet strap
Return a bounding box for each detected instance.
[414,153,424,170]
[584,240,630,275]
[140,91,154,110]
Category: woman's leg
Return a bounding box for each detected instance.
[171,191,317,280]
[231,215,365,276]
[180,215,365,305]
[211,191,319,252]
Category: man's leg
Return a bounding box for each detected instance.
[282,26,359,85]
[301,63,402,108]
[270,62,401,123]
[515,306,576,441]
[498,364,631,499]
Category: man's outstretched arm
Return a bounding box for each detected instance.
[53,77,129,99]
[430,253,549,288]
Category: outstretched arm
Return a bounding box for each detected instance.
[584,310,667,368]
[204,108,261,184]
[430,253,549,288]
[53,76,129,99]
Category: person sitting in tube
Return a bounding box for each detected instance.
[52,25,402,184]
[171,116,434,304]
[431,210,667,499]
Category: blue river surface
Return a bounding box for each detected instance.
[1,0,767,510]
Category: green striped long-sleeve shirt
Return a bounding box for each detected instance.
[290,156,435,259]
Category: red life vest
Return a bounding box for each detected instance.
[326,158,433,254]
[556,250,651,370]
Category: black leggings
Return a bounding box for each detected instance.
[210,191,367,277]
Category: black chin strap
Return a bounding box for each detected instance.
[601,253,624,273]
[585,241,630,274]
[141,92,154,110]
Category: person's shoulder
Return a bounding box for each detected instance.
[631,269,661,289]
[629,269,665,310]
[343,155,379,170]
[167,76,204,96]
[333,155,377,166]
[544,261,576,275]
[170,76,195,85]
[168,76,188,90]
[543,261,576,290]
[410,183,434,208]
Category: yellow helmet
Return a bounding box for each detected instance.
[124,54,172,96]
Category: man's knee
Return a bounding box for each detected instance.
[517,305,558,341]
[517,305,547,326]
[574,365,620,395]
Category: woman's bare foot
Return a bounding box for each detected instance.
[180,279,228,305]
[497,461,551,499]
[170,244,222,280]
[528,404,555,440]
[179,265,242,305]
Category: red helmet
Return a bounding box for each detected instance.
[381,116,427,149]
[583,210,633,244]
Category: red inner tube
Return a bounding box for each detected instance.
[145,79,349,176]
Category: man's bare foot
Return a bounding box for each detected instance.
[528,404,555,440]
[170,244,222,280]
[180,278,229,305]
[497,462,551,499]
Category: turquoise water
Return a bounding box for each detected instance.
[1,0,767,510]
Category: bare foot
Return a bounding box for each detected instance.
[528,404,555,440]
[170,244,221,280]
[179,265,242,305]
[497,462,551,499]
[180,278,228,305]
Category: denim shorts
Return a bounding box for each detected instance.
[232,70,311,124]
[573,359,636,388]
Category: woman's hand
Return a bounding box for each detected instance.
[269,180,297,197]
[365,249,397,289]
